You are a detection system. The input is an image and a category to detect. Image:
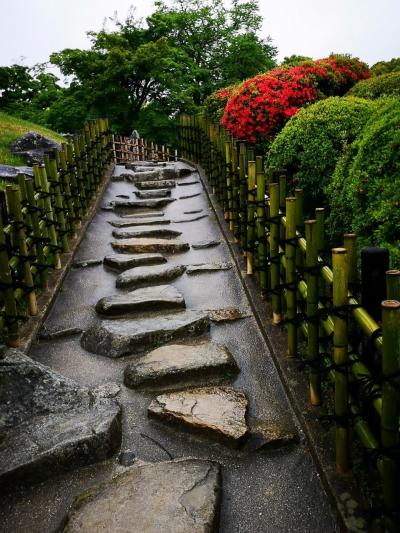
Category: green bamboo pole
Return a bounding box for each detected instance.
[0,210,19,346]
[37,165,61,269]
[66,142,83,223]
[225,141,233,230]
[386,270,400,300]
[239,143,247,252]
[231,140,240,241]
[45,155,69,252]
[5,186,38,316]
[256,156,266,289]
[305,220,321,405]
[247,161,256,274]
[285,197,297,357]
[59,147,77,238]
[332,247,349,473]
[269,182,281,324]
[343,234,357,287]
[381,299,400,525]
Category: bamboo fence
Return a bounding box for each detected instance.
[0,118,112,346]
[180,112,400,530]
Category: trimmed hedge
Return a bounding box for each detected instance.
[267,97,376,211]
[346,72,400,99]
[326,98,400,266]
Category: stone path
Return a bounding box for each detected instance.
[0,160,338,532]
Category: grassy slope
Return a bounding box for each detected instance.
[0,112,64,166]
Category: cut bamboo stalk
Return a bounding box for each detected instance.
[0,208,19,345]
[247,161,256,275]
[386,270,400,300]
[269,182,281,324]
[256,156,266,289]
[285,197,297,357]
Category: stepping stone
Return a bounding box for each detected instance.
[179,193,201,199]
[112,238,190,254]
[126,161,166,169]
[116,264,186,289]
[124,170,162,182]
[72,258,102,268]
[112,228,181,240]
[95,285,185,316]
[177,180,200,186]
[135,189,171,199]
[112,198,175,209]
[124,341,239,389]
[116,194,129,199]
[109,218,171,228]
[206,308,251,323]
[81,311,210,358]
[173,214,208,223]
[192,240,221,249]
[184,209,203,215]
[0,348,121,489]
[121,211,164,219]
[148,386,248,444]
[103,253,166,272]
[136,180,176,190]
[186,262,232,275]
[62,458,221,533]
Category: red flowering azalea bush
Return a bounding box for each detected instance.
[204,84,237,122]
[221,55,370,144]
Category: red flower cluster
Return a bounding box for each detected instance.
[221,56,370,144]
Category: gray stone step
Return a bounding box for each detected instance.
[126,161,167,169]
[177,180,200,186]
[136,180,176,190]
[173,215,208,223]
[179,193,201,199]
[95,285,185,316]
[135,189,171,199]
[124,170,162,182]
[62,459,220,533]
[116,264,186,289]
[0,349,121,489]
[186,262,232,275]
[112,198,175,209]
[148,386,248,445]
[191,240,221,249]
[121,211,165,219]
[124,341,238,389]
[81,311,210,358]
[103,253,166,272]
[112,228,182,240]
[112,238,190,254]
[109,218,171,228]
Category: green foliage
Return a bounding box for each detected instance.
[346,72,400,99]
[203,84,237,122]
[327,98,400,266]
[371,57,400,76]
[0,112,64,166]
[280,54,313,67]
[267,97,376,212]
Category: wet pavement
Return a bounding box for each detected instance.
[0,163,338,532]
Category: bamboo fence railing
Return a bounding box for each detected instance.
[179,112,400,531]
[112,135,178,164]
[0,118,112,346]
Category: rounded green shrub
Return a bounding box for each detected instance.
[327,98,400,266]
[267,97,376,212]
[346,72,400,99]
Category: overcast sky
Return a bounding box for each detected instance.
[1,0,399,73]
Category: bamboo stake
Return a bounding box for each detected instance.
[332,247,349,473]
[269,182,281,324]
[386,270,400,300]
[343,234,357,287]
[25,178,48,290]
[225,141,233,229]
[239,143,247,252]
[247,161,256,274]
[256,156,266,289]
[0,208,19,345]
[36,165,61,269]
[285,197,297,357]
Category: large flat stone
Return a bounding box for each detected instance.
[192,240,221,249]
[0,349,121,489]
[136,180,176,190]
[124,341,239,389]
[148,386,248,444]
[126,161,166,169]
[121,211,165,219]
[109,218,171,228]
[112,198,175,209]
[103,253,166,272]
[62,458,221,533]
[124,170,162,182]
[81,311,210,358]
[116,264,186,289]
[186,263,232,275]
[173,215,208,223]
[95,285,185,316]
[179,193,201,199]
[112,238,190,254]
[112,228,182,240]
[135,189,171,199]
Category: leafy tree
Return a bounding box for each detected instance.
[371,57,400,76]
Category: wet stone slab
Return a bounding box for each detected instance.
[116,264,186,289]
[112,238,190,254]
[186,263,232,275]
[109,218,171,228]
[0,349,121,489]
[112,228,182,240]
[134,189,171,199]
[180,193,201,199]
[173,215,208,223]
[177,180,200,186]
[81,311,210,358]
[112,198,175,209]
[62,458,221,533]
[121,211,165,219]
[191,240,221,249]
[148,386,248,444]
[95,285,185,316]
[123,170,162,182]
[103,253,166,272]
[136,180,176,190]
[206,308,251,323]
[124,341,239,389]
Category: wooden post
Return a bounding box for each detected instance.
[332,247,349,473]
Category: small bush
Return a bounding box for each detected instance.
[327,98,400,266]
[267,97,376,211]
[204,85,237,122]
[346,72,400,99]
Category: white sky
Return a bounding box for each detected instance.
[0,0,399,73]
